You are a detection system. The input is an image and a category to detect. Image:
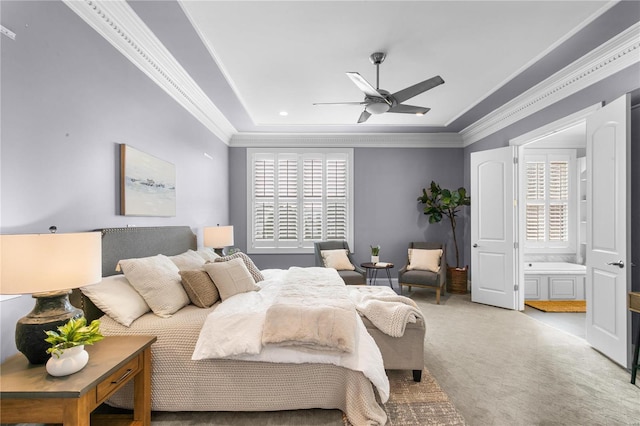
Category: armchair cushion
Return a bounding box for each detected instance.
[320,249,356,271]
[407,248,442,273]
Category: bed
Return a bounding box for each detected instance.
[70,226,422,425]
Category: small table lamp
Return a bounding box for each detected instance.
[204,225,234,256]
[0,230,102,364]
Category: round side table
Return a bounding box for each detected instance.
[360,262,394,288]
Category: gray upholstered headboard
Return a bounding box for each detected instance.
[71,226,197,321]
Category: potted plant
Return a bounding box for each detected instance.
[44,317,104,376]
[370,245,380,263]
[417,181,471,293]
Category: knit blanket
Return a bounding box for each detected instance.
[192,268,389,402]
[347,286,424,337]
[262,267,357,353]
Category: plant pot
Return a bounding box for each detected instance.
[371,256,380,264]
[447,266,468,294]
[46,345,89,377]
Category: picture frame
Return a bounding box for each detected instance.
[120,144,176,216]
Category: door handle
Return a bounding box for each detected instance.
[473,243,478,248]
[606,260,624,268]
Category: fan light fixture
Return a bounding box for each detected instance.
[365,101,390,115]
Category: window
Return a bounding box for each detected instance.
[248,148,353,253]
[524,150,575,252]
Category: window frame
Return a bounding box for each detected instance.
[246,148,354,254]
[523,149,577,253]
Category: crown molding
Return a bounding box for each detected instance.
[461,22,640,147]
[230,132,463,148]
[62,0,236,144]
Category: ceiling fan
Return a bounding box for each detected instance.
[314,52,444,123]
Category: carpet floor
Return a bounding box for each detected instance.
[524,300,586,312]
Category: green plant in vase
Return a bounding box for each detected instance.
[370,245,380,263]
[45,317,104,357]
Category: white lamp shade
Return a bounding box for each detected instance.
[0,232,102,295]
[204,226,234,248]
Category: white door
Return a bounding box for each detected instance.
[585,94,631,367]
[471,146,518,310]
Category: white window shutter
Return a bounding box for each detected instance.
[249,149,352,253]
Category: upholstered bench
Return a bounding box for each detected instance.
[361,313,426,382]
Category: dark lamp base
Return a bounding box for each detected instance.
[15,290,83,364]
[214,248,224,256]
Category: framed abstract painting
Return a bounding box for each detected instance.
[120,144,176,216]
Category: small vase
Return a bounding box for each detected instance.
[46,345,89,377]
[371,255,380,264]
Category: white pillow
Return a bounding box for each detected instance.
[407,248,443,273]
[204,257,259,301]
[195,248,220,262]
[321,249,355,271]
[118,254,190,318]
[168,250,206,270]
[80,275,150,327]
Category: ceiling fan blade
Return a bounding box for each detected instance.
[388,104,431,114]
[346,72,390,104]
[313,101,367,106]
[357,110,371,123]
[391,75,444,104]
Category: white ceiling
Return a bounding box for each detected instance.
[179,1,611,129]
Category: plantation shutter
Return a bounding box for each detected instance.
[548,161,569,241]
[523,152,573,250]
[525,161,545,241]
[325,157,348,240]
[249,149,352,252]
[277,156,298,245]
[253,155,275,244]
[303,158,323,241]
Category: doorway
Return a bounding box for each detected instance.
[516,118,588,340]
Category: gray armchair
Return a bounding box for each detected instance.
[314,241,366,285]
[398,242,447,304]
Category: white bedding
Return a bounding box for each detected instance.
[192,267,390,402]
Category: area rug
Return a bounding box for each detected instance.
[525,300,586,312]
[344,368,467,426]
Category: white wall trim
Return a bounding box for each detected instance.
[62,0,236,144]
[461,22,640,147]
[230,132,464,148]
[510,104,601,146]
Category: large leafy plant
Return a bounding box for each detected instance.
[417,181,470,268]
[44,317,104,357]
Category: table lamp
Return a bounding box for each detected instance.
[0,229,102,364]
[204,225,234,256]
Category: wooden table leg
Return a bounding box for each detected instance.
[632,321,640,385]
[63,393,91,426]
[133,346,152,425]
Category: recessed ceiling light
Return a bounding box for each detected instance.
[279,111,288,116]
[416,112,425,116]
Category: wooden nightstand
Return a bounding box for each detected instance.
[1,335,156,425]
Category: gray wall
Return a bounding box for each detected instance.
[0,1,229,362]
[229,146,465,273]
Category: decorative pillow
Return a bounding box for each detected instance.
[179,270,220,308]
[204,258,259,301]
[118,254,190,318]
[168,250,206,271]
[214,252,264,282]
[80,275,150,327]
[321,249,355,271]
[407,248,443,273]
[195,247,220,263]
